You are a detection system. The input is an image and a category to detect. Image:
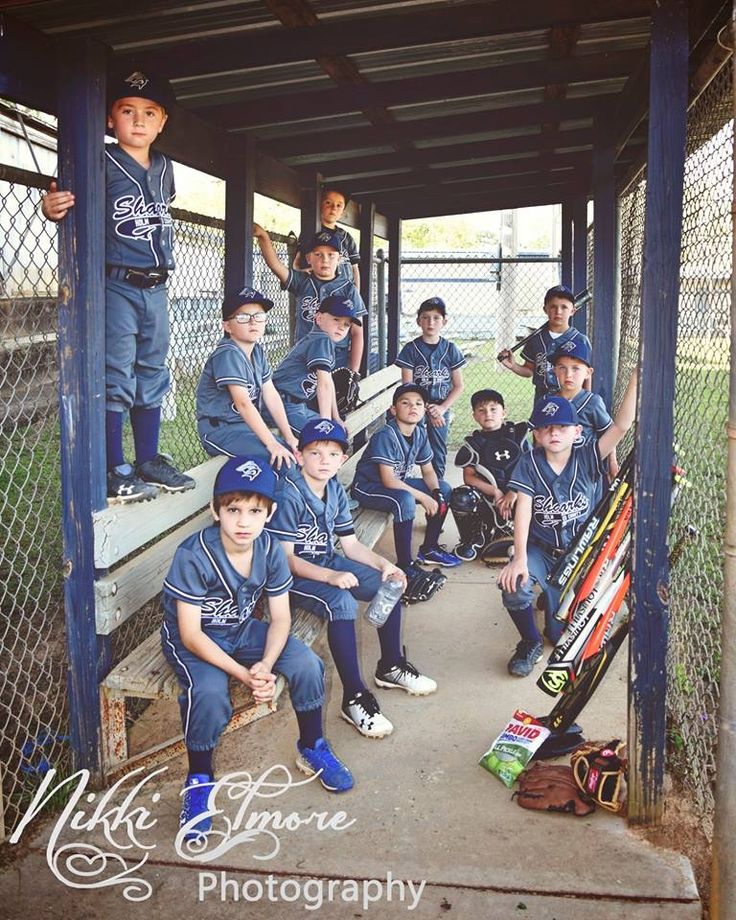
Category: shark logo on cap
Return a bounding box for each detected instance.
[315,420,335,434]
[235,460,263,481]
[541,402,559,417]
[124,71,150,91]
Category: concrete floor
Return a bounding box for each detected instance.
[0,469,701,919]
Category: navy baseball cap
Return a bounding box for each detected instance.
[318,295,362,326]
[550,338,592,367]
[529,395,580,429]
[305,230,341,253]
[222,287,274,320]
[298,418,350,452]
[471,388,505,409]
[108,69,175,111]
[418,296,446,316]
[213,456,278,501]
[392,382,430,405]
[544,284,575,305]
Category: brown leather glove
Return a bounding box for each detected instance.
[571,739,628,814]
[513,762,595,816]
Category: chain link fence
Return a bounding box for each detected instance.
[616,60,732,835]
[0,152,295,836]
[399,252,561,441]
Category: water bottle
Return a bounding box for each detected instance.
[364,577,404,627]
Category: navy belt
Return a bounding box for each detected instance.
[282,394,307,405]
[530,537,566,559]
[107,266,169,288]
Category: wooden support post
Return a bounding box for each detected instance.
[628,0,688,827]
[572,195,589,334]
[300,171,322,242]
[359,200,376,377]
[592,119,617,406]
[561,199,573,289]
[224,137,255,291]
[387,214,402,363]
[56,38,108,776]
[376,248,387,368]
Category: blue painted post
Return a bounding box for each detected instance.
[300,171,322,245]
[376,248,387,368]
[359,200,376,378]
[592,119,616,407]
[561,199,573,288]
[224,137,255,292]
[56,39,108,775]
[628,0,688,826]
[387,213,402,363]
[572,195,589,334]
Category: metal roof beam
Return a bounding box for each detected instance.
[199,49,642,129]
[112,1,652,79]
[390,183,587,220]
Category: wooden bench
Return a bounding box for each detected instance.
[98,364,400,780]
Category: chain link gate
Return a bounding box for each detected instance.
[399,252,561,441]
[616,59,732,836]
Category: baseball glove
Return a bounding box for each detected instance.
[513,762,595,816]
[332,368,362,416]
[571,739,628,813]
[402,567,447,605]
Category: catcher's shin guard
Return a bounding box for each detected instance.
[401,565,447,605]
[450,486,486,560]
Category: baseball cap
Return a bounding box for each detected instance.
[213,456,278,501]
[318,295,362,326]
[108,69,175,111]
[392,382,430,405]
[222,287,274,320]
[298,418,350,452]
[529,395,580,429]
[544,284,575,305]
[550,338,592,367]
[418,296,446,316]
[471,388,505,410]
[305,230,341,253]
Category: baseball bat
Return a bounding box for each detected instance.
[496,288,592,362]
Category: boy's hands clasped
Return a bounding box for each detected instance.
[241,660,277,702]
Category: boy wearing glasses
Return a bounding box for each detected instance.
[196,288,299,470]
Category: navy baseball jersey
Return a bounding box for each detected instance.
[284,269,366,344]
[196,337,272,425]
[272,329,335,404]
[395,337,466,403]
[353,418,433,491]
[163,526,293,631]
[569,391,613,443]
[297,225,360,281]
[105,144,175,270]
[521,327,592,399]
[267,467,355,564]
[455,421,529,492]
[509,440,608,551]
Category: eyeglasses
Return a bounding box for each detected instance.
[231,312,267,325]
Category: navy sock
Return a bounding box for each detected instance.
[327,620,365,703]
[377,602,402,669]
[508,604,542,643]
[105,410,125,470]
[130,405,161,465]
[187,748,214,780]
[393,519,414,568]
[295,707,322,750]
[423,507,446,550]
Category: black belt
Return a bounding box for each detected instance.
[107,266,169,288]
[282,394,306,405]
[530,537,566,559]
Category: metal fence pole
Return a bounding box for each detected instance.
[628,0,688,826]
[56,38,108,775]
[376,247,386,368]
[710,25,736,916]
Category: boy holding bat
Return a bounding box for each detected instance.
[498,285,592,401]
[497,369,637,678]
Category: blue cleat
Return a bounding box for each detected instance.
[180,773,214,840]
[296,738,354,792]
[416,545,463,567]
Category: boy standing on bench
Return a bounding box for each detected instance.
[267,418,437,740]
[162,456,354,841]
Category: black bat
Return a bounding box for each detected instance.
[496,288,592,362]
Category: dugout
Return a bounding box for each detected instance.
[0,3,733,904]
